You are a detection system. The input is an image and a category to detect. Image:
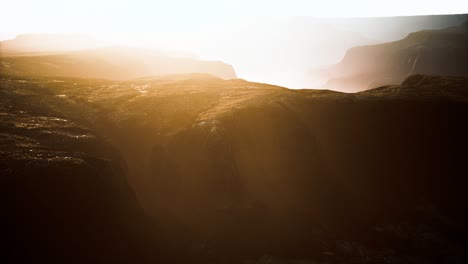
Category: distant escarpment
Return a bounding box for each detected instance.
[312,20,468,92]
[0,39,237,80]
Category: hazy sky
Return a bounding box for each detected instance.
[2,0,468,35]
[1,1,468,88]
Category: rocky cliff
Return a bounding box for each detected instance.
[2,73,468,263]
[313,20,468,92]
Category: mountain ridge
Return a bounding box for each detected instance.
[1,39,237,80]
[310,20,468,92]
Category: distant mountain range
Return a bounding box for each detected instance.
[0,34,102,54]
[0,36,237,80]
[309,20,468,92]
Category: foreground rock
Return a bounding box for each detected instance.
[1,74,468,263]
[0,80,156,263]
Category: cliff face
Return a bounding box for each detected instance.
[0,78,156,263]
[2,73,467,263]
[314,21,468,92]
[146,75,468,259]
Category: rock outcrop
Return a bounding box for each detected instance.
[2,73,468,263]
[0,77,156,263]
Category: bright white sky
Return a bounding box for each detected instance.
[1,0,468,35]
[1,0,467,88]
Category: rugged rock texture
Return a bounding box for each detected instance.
[312,20,468,92]
[0,78,156,263]
[1,73,468,263]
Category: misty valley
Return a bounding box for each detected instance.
[1,14,468,264]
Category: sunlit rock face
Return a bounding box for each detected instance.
[2,74,468,263]
[145,74,468,234]
[137,74,468,262]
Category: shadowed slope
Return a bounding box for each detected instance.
[1,74,468,263]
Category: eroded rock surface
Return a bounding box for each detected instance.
[1,74,468,263]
